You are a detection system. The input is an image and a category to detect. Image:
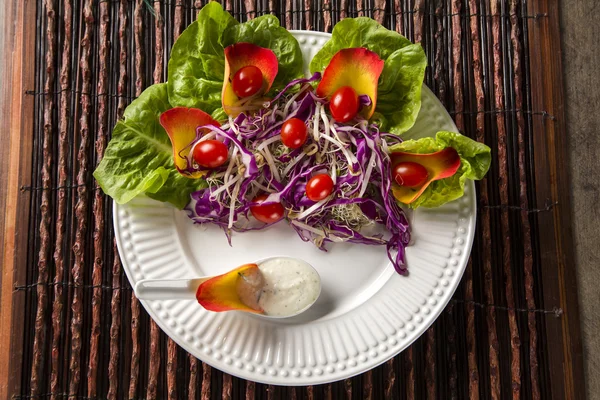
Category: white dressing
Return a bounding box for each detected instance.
[237,257,321,317]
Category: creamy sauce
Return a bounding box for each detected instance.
[236,257,321,317]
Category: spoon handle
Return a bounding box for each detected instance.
[134,278,209,300]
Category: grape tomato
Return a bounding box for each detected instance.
[193,140,229,169]
[306,174,334,201]
[392,162,429,188]
[250,194,285,224]
[232,66,263,98]
[329,86,359,123]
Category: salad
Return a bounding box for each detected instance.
[94,2,491,275]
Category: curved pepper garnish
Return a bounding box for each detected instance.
[160,107,220,179]
[222,43,278,116]
[316,48,384,119]
[390,148,461,204]
[196,263,265,314]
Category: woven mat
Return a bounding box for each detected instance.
[9,0,580,399]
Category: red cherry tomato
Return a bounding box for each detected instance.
[281,118,308,149]
[393,162,429,188]
[193,140,229,168]
[250,194,285,224]
[306,174,334,201]
[329,86,359,123]
[231,65,263,98]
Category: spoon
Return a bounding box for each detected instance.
[134,257,321,318]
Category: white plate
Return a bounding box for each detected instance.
[114,31,476,385]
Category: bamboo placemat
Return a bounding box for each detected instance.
[0,0,584,399]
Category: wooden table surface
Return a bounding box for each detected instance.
[0,0,587,398]
[0,0,36,397]
[560,0,600,397]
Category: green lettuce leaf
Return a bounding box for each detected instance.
[167,2,238,115]
[222,15,304,90]
[376,44,428,134]
[167,5,303,118]
[309,17,427,135]
[93,83,205,209]
[389,131,491,208]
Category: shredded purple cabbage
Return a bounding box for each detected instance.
[358,94,372,107]
[183,79,411,274]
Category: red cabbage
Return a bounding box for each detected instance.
[184,78,411,274]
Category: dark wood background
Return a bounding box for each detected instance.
[0,0,584,399]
